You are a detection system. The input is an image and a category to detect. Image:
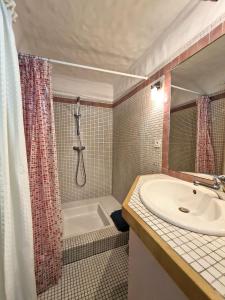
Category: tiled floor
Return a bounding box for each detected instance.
[38,245,128,300]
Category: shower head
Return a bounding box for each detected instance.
[75,97,81,116]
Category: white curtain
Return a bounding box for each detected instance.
[0,2,37,300]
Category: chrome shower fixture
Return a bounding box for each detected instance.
[74,96,81,136]
[73,97,87,187]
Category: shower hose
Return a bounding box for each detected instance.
[74,138,86,187]
[73,98,87,187]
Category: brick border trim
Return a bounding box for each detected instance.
[54,96,113,108]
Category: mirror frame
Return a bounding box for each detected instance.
[160,23,225,183]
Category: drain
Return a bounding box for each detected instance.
[179,207,190,213]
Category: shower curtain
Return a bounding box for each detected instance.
[0,2,37,300]
[195,96,215,174]
[19,53,62,294]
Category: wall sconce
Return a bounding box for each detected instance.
[151,81,161,93]
[151,80,162,100]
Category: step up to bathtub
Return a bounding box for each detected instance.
[63,226,129,265]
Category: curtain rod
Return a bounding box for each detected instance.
[171,84,201,95]
[43,58,148,80]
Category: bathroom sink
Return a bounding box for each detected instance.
[139,179,225,236]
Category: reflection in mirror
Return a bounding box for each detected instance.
[169,35,225,176]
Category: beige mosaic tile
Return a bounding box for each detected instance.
[38,245,128,300]
[112,85,164,202]
[169,97,225,174]
[54,102,113,202]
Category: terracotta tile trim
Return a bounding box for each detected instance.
[113,71,162,107]
[170,91,225,113]
[162,72,171,172]
[170,101,196,113]
[53,96,113,108]
[160,22,225,175]
[114,22,225,108]
[211,91,225,101]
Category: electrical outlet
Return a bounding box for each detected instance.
[154,139,161,148]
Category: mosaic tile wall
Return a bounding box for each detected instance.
[112,85,164,202]
[169,106,197,172]
[169,97,225,174]
[54,102,113,202]
[211,97,225,174]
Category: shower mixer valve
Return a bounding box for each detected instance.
[74,113,81,118]
[73,146,85,152]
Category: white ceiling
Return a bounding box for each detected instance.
[14,0,191,85]
[171,34,225,108]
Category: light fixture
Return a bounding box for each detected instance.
[151,81,161,91]
[151,81,161,96]
[151,80,163,103]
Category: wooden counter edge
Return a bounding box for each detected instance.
[122,175,224,300]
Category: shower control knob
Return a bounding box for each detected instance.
[73,146,85,151]
[74,113,81,118]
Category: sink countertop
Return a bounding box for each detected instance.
[122,174,225,300]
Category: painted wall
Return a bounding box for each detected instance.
[53,74,113,103]
[54,101,113,202]
[128,229,187,300]
[112,85,164,202]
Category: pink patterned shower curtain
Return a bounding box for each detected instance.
[19,54,62,294]
[195,96,215,174]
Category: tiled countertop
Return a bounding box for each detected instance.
[123,174,225,300]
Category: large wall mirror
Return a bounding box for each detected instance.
[169,35,225,176]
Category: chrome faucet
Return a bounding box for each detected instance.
[193,175,225,191]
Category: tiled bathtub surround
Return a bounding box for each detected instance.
[54,101,113,202]
[63,225,129,265]
[112,85,164,202]
[129,174,225,298]
[62,195,129,265]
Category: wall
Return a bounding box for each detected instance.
[168,97,225,174]
[54,101,113,202]
[169,106,197,172]
[112,85,164,202]
[211,97,225,174]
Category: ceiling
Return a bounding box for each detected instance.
[14,0,191,85]
[172,34,225,107]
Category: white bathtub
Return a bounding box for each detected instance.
[62,202,113,239]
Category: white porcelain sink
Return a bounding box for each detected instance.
[139,179,225,236]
